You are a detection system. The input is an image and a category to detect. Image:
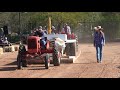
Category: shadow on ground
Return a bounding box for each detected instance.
[74,61,97,64]
[5,61,17,65]
[0,67,17,71]
[117,66,120,69]
[28,68,47,70]
[0,61,17,71]
[27,65,55,70]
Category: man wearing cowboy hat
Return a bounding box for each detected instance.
[94,26,105,63]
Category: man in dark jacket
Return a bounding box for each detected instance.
[38,26,47,49]
[33,26,47,49]
[94,26,105,63]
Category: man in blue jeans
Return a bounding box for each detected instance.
[94,26,105,63]
[38,26,47,49]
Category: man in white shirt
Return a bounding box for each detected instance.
[3,37,8,44]
[63,23,71,34]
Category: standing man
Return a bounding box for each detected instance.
[62,23,72,39]
[43,26,48,34]
[3,37,8,44]
[0,28,4,37]
[51,26,56,34]
[94,26,105,63]
[64,23,71,34]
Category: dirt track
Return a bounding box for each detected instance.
[0,42,120,78]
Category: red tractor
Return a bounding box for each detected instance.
[17,36,61,69]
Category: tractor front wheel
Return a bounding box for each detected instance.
[53,48,61,66]
[45,54,50,69]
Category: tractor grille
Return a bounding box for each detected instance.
[28,39,37,49]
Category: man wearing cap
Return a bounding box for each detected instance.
[94,26,105,63]
[63,23,71,35]
[38,26,47,49]
[51,26,56,34]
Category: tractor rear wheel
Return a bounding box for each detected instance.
[45,54,50,69]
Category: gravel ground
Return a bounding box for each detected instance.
[0,42,120,78]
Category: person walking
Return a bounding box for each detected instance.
[94,26,105,63]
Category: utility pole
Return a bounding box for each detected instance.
[18,12,21,42]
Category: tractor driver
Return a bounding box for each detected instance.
[38,26,47,49]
